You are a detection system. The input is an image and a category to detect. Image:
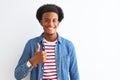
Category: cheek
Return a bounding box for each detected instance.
[41,23,47,28]
[55,22,59,26]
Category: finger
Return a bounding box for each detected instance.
[36,43,40,52]
[41,51,46,55]
[43,52,47,59]
[43,58,46,62]
[43,53,46,62]
[44,52,46,57]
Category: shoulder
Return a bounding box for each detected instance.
[28,36,40,42]
[61,37,72,43]
[25,36,41,46]
[59,36,74,47]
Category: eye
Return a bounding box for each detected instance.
[42,18,58,23]
[43,19,49,23]
[53,19,58,23]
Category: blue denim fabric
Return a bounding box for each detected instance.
[14,33,80,80]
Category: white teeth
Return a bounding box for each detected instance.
[48,27,53,30]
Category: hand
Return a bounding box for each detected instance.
[29,43,46,67]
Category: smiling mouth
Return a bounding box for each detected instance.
[47,27,54,30]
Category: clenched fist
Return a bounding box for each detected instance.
[29,43,46,67]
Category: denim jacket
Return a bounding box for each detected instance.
[14,33,80,80]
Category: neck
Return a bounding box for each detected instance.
[43,33,57,42]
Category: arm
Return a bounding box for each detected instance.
[14,41,32,80]
[69,42,80,80]
[14,41,46,80]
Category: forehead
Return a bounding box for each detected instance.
[42,12,58,19]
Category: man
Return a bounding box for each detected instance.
[14,4,80,80]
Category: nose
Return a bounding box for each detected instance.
[48,20,53,26]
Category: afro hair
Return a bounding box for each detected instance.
[36,4,64,22]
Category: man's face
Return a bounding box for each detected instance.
[40,12,59,35]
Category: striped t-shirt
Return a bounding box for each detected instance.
[42,38,58,80]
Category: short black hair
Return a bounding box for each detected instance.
[36,4,64,22]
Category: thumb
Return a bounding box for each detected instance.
[36,43,40,52]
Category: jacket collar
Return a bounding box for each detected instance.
[39,32,62,44]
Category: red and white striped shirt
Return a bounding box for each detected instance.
[42,38,58,80]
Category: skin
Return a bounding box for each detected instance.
[40,12,59,42]
[29,12,60,67]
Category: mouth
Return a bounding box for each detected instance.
[47,27,54,31]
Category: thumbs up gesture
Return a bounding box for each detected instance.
[29,43,46,67]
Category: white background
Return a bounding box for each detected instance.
[0,0,120,80]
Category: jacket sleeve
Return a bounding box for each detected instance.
[69,42,80,80]
[14,40,33,80]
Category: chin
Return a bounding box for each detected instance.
[48,32,57,35]
[44,30,56,35]
[47,32,52,34]
[45,32,53,35]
